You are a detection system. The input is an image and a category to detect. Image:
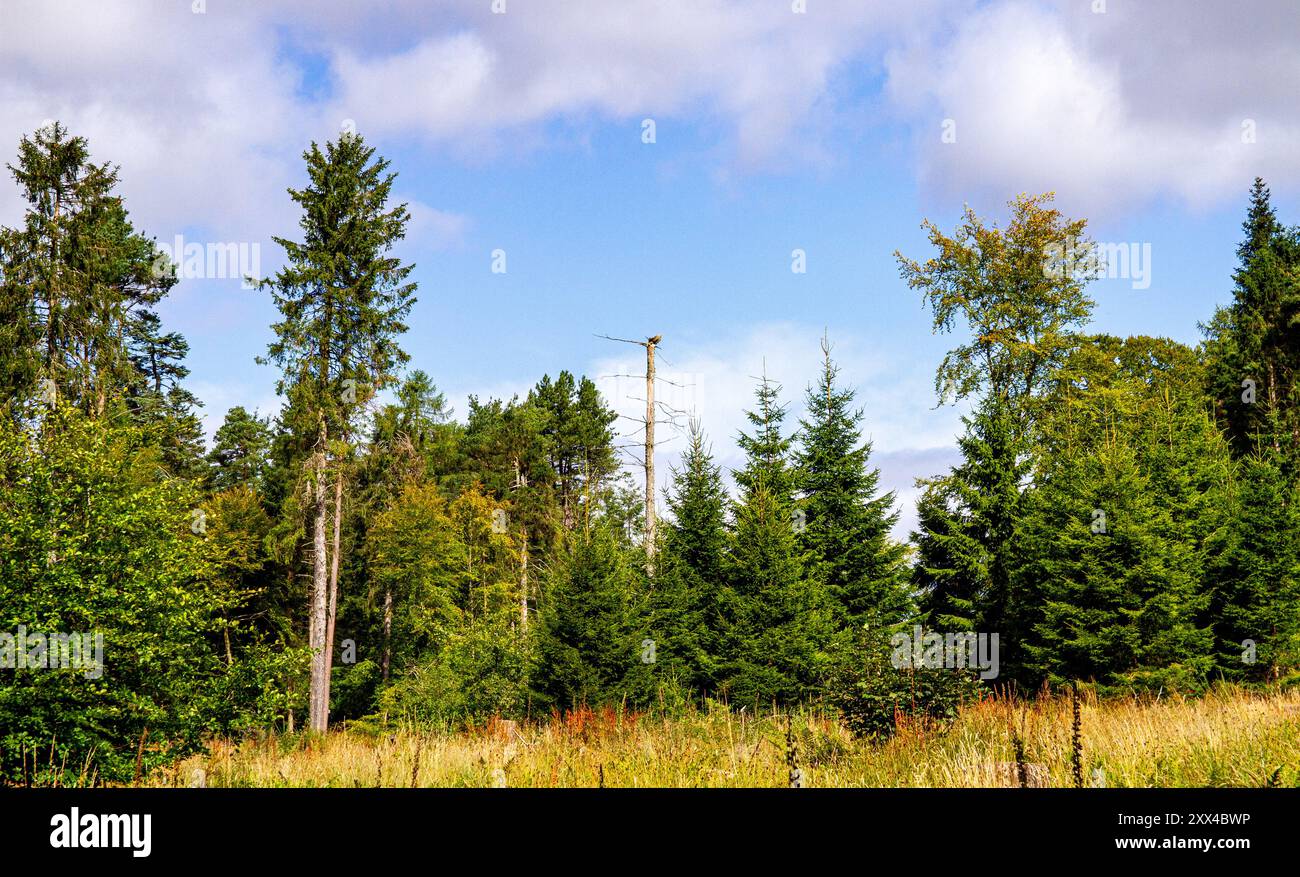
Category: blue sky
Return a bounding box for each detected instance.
[2,0,1297,536]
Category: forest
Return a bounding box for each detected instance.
[1,122,1297,785]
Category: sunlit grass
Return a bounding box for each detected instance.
[149,685,1300,788]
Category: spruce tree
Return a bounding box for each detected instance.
[1206,452,1300,681]
[653,421,729,694]
[720,377,830,705]
[1203,178,1300,467]
[913,399,1028,640]
[795,337,910,627]
[0,123,179,418]
[734,372,796,503]
[257,132,416,731]
[1013,335,1225,689]
[207,406,274,492]
[532,525,651,710]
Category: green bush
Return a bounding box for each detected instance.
[827,624,981,739]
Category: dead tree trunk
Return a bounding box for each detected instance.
[596,333,673,574]
[308,446,331,733]
[324,468,344,688]
[381,585,393,682]
[519,529,530,631]
[514,455,530,631]
[644,337,658,569]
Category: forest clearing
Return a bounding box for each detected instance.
[141,685,1300,789]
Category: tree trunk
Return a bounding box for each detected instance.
[324,467,344,685]
[513,455,530,630]
[308,449,331,733]
[644,337,657,570]
[46,191,60,374]
[1268,361,1280,454]
[381,584,393,682]
[519,528,529,631]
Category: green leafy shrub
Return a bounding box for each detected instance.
[827,624,981,739]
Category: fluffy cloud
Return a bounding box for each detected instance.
[0,1,309,240]
[5,0,1293,238]
[886,0,1300,216]
[321,0,938,168]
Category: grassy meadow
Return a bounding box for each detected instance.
[146,685,1300,789]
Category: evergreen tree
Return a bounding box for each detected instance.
[1013,443,1214,691]
[795,337,910,626]
[733,372,796,504]
[653,421,729,694]
[529,371,619,531]
[127,311,206,479]
[459,394,558,629]
[207,406,274,492]
[722,482,830,705]
[1206,452,1300,682]
[257,132,416,731]
[0,123,179,418]
[1203,178,1300,468]
[912,399,1028,640]
[1012,335,1226,690]
[532,525,652,710]
[720,377,830,705]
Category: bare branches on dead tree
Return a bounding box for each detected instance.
[596,333,692,572]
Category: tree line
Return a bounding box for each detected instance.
[0,124,1296,783]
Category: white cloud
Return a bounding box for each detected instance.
[322,0,941,169]
[885,0,1300,216]
[0,2,303,238]
[6,0,1292,243]
[400,198,471,254]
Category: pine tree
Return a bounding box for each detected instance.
[720,377,830,705]
[257,132,416,731]
[1206,452,1300,681]
[913,399,1028,640]
[207,406,273,492]
[1203,178,1300,467]
[531,525,651,710]
[734,372,796,504]
[1013,442,1214,690]
[664,422,728,585]
[1012,335,1225,689]
[529,371,618,531]
[0,123,179,418]
[653,421,729,694]
[795,336,910,626]
[722,482,830,705]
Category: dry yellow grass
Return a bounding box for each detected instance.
[149,685,1300,788]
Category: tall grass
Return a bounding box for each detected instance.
[142,684,1300,788]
